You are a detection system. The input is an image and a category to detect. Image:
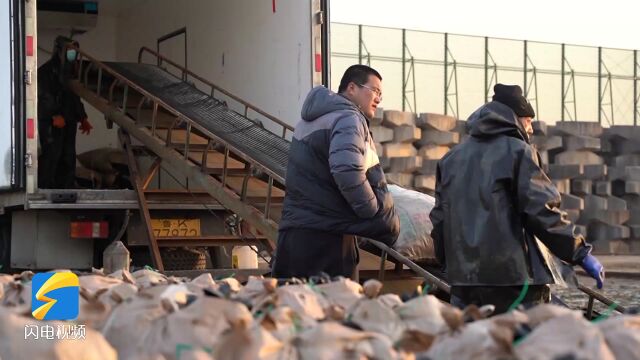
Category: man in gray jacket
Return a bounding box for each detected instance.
[273,65,399,279]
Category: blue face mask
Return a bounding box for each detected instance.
[66,49,77,62]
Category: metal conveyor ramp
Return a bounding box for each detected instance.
[69,47,292,270]
[104,61,290,180]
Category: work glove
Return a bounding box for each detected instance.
[79,117,93,135]
[52,115,65,128]
[581,254,605,289]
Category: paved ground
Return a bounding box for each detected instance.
[553,275,639,314]
[553,256,640,314]
[592,255,640,273]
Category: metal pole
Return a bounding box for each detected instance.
[454,61,459,119]
[534,68,540,117]
[484,37,489,103]
[402,29,406,111]
[366,239,451,294]
[586,295,595,320]
[119,131,164,271]
[184,28,188,75]
[524,40,528,96]
[444,33,449,115]
[358,24,362,64]
[577,283,628,314]
[561,44,565,121]
[412,57,417,113]
[378,250,388,281]
[96,68,102,98]
[634,49,638,126]
[573,70,578,121]
[608,71,614,124]
[598,47,602,124]
[265,176,273,220]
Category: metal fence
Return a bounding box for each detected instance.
[331,23,640,126]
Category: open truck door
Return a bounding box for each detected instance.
[0,0,26,193]
[313,0,330,88]
[1,0,331,272]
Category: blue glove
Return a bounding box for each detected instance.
[581,254,605,289]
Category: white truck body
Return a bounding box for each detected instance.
[0,0,330,270]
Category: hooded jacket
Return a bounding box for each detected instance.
[278,86,399,245]
[430,101,592,286]
[38,36,86,143]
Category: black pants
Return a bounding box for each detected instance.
[38,122,77,189]
[450,285,551,314]
[272,228,359,280]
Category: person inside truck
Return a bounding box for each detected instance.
[37,36,93,189]
[430,83,605,313]
[273,64,399,280]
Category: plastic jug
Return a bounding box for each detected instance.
[103,240,130,274]
[231,246,258,269]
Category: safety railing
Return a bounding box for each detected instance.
[332,23,640,125]
[138,46,294,139]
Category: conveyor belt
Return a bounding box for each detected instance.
[105,62,290,180]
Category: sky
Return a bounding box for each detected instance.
[331,0,640,50]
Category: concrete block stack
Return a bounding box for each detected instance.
[370,110,464,194]
[598,126,640,253]
[530,120,562,171]
[542,121,640,254]
[374,109,420,188]
[372,105,640,255]
[413,113,461,194]
[550,121,604,167]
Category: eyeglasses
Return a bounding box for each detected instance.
[358,83,383,101]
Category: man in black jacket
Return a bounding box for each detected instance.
[430,84,604,313]
[273,65,399,279]
[38,36,93,188]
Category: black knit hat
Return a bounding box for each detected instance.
[492,84,535,118]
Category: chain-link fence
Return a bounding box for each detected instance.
[331,23,640,126]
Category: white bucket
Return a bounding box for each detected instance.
[231,246,258,269]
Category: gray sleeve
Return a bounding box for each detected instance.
[329,113,379,219]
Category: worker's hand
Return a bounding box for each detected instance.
[581,254,605,289]
[79,117,93,135]
[52,115,65,128]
